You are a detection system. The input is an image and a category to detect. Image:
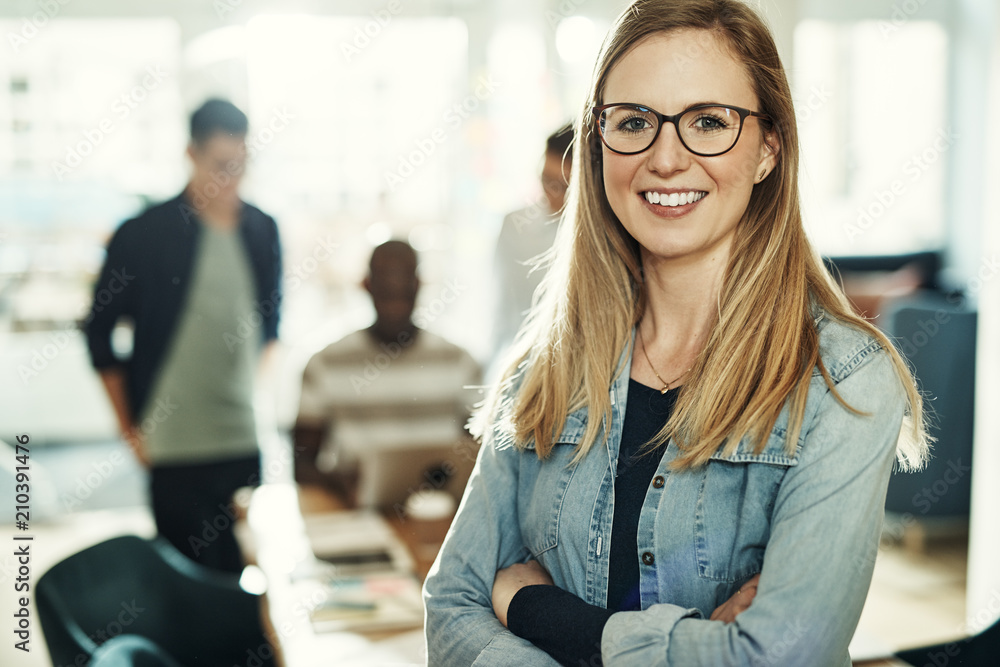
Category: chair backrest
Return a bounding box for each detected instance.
[37,534,273,667]
[896,615,1000,665]
[884,294,977,517]
[88,634,185,667]
[38,536,176,667]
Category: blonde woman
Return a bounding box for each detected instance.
[423,0,929,664]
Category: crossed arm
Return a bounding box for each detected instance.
[424,351,904,666]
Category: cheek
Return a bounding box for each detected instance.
[602,155,635,215]
[708,152,757,196]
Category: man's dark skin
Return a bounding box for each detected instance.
[293,241,420,505]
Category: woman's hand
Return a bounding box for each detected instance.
[709,573,761,623]
[492,560,555,628]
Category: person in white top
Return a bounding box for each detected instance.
[490,124,574,376]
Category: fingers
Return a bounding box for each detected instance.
[710,575,762,623]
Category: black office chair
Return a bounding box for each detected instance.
[88,634,184,667]
[895,617,1000,665]
[883,293,977,520]
[37,535,275,667]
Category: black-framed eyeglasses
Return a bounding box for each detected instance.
[592,102,770,157]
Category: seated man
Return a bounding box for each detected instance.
[293,240,481,510]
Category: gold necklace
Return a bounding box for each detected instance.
[638,325,690,394]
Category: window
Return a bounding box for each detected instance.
[794,19,949,256]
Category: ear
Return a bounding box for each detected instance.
[186,143,197,162]
[756,127,780,180]
[361,275,372,295]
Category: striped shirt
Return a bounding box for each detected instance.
[297,328,481,475]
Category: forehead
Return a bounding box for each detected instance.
[603,29,757,112]
[197,133,246,157]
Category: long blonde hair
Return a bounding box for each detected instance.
[474,0,929,471]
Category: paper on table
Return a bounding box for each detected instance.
[311,571,424,634]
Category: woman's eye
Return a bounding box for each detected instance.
[617,116,652,133]
[692,115,728,132]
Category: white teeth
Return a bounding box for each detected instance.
[644,191,705,207]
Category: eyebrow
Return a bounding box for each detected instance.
[610,100,731,112]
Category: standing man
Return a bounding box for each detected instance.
[490,123,574,374]
[85,99,282,573]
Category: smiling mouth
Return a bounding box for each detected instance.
[642,190,707,207]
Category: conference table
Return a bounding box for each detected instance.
[237,483,430,666]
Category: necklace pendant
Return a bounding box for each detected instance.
[660,385,669,394]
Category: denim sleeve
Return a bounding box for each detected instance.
[423,432,562,666]
[602,348,905,667]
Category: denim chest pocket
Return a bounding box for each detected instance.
[518,412,587,556]
[693,429,798,583]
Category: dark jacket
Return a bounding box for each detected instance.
[84,192,282,422]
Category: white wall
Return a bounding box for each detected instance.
[965,0,1000,636]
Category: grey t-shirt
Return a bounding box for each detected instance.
[141,223,259,464]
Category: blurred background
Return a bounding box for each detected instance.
[0,0,998,664]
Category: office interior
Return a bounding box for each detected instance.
[0,0,998,664]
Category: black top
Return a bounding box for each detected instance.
[507,379,678,666]
[83,192,282,419]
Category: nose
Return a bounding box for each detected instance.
[645,121,691,176]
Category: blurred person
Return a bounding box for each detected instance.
[423,1,931,665]
[490,123,574,373]
[85,98,282,574]
[293,240,481,510]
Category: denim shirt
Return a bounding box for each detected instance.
[423,312,906,667]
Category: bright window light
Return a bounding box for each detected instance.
[795,19,949,256]
[555,16,599,64]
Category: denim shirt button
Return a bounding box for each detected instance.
[641,551,655,566]
[652,475,665,489]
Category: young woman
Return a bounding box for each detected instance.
[424,0,929,664]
